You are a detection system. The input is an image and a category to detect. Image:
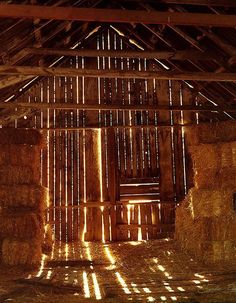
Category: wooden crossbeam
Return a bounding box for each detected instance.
[0,75,32,89]
[1,65,236,81]
[0,102,235,112]
[161,0,236,7]
[24,47,215,61]
[0,4,236,27]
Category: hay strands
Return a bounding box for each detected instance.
[16,277,82,293]
[46,259,94,268]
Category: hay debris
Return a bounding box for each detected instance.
[0,212,44,240]
[2,238,42,267]
[0,184,49,211]
[42,224,54,254]
[0,165,40,185]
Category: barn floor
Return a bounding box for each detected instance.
[0,239,236,303]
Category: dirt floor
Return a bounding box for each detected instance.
[0,239,236,303]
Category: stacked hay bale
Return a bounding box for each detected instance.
[175,137,236,264]
[0,129,49,267]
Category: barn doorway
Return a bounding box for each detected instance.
[42,125,170,243]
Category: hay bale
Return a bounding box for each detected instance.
[0,128,45,146]
[0,144,40,167]
[42,224,54,254]
[185,121,236,145]
[0,184,49,211]
[0,165,40,185]
[2,238,42,267]
[220,142,236,168]
[194,168,236,190]
[0,211,44,240]
[189,188,234,217]
[190,144,220,170]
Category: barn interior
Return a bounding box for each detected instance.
[0,1,236,302]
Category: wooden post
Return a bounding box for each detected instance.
[84,129,102,241]
[107,127,118,241]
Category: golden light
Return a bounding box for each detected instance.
[143,287,152,293]
[36,254,47,278]
[115,272,131,294]
[165,286,174,292]
[147,297,155,302]
[65,243,69,261]
[83,271,90,298]
[104,246,116,265]
[46,270,52,280]
[92,273,102,300]
[131,283,140,294]
[171,296,178,301]
[177,287,185,292]
[160,296,167,301]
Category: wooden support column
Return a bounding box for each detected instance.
[107,127,119,241]
[84,129,102,241]
[156,80,175,234]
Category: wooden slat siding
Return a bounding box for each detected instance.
[107,128,119,241]
[120,184,159,195]
[102,129,110,242]
[118,205,129,241]
[140,204,147,240]
[66,131,73,242]
[78,130,85,241]
[130,205,139,240]
[60,130,67,242]
[85,130,102,241]
[48,77,55,227]
[156,79,175,233]
[84,39,101,241]
[67,70,74,242]
[55,131,61,240]
[171,81,185,202]
[72,131,79,241]
[182,87,195,192]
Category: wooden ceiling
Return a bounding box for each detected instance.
[0,0,236,124]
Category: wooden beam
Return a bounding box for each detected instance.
[0,102,235,112]
[0,75,32,89]
[1,65,236,81]
[24,47,215,61]
[161,0,236,7]
[0,4,236,27]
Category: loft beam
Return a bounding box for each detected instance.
[0,5,236,27]
[24,47,216,61]
[1,65,236,81]
[0,102,235,112]
[161,0,236,7]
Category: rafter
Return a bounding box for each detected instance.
[0,4,236,27]
[23,47,216,61]
[161,0,236,7]
[0,102,235,112]
[1,65,236,81]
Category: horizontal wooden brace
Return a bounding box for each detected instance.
[0,102,235,112]
[17,125,190,131]
[45,200,175,209]
[0,4,236,27]
[1,65,236,81]
[24,47,216,61]
[161,0,236,7]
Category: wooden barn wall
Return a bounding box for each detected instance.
[12,29,196,242]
